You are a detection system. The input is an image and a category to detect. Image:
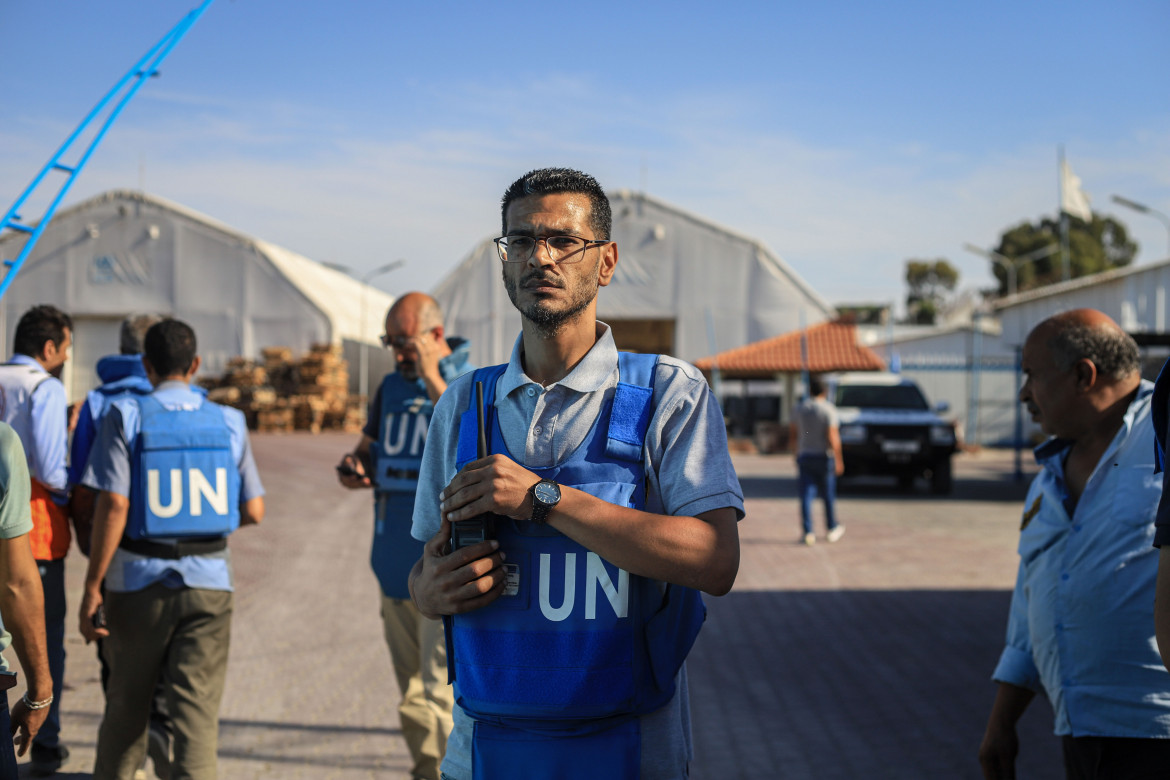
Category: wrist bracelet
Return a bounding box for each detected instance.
[22,693,53,710]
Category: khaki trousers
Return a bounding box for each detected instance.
[94,584,232,780]
[381,594,454,780]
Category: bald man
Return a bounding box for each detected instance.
[336,292,471,780]
[979,309,1170,779]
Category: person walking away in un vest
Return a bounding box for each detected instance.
[78,319,265,780]
[69,313,176,779]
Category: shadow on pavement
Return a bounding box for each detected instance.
[688,589,1062,780]
[217,719,400,737]
[213,719,407,770]
[739,475,1032,504]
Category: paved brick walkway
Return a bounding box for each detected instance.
[14,435,1061,778]
[689,451,1060,779]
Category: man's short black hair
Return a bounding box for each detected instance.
[808,374,826,397]
[13,304,72,358]
[501,167,612,240]
[144,319,197,378]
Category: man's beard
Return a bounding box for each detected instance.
[503,264,599,338]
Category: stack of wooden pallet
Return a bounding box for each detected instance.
[204,344,364,434]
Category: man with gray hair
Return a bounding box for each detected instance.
[69,314,165,549]
[67,313,173,779]
[979,309,1170,779]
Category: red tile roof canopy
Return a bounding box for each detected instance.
[694,321,886,379]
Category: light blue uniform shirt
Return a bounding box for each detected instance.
[81,381,264,593]
[5,354,68,499]
[993,380,1170,737]
[413,324,744,780]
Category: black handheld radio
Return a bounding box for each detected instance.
[450,381,496,550]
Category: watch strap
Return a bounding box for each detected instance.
[530,479,559,523]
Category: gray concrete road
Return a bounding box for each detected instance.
[15,435,1061,779]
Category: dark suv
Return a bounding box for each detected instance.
[832,373,958,493]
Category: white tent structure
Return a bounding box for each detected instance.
[0,190,396,402]
[433,190,836,367]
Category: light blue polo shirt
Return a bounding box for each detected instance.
[412,324,744,780]
[82,381,264,593]
[993,380,1170,737]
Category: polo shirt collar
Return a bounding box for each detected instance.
[6,354,41,369]
[499,321,617,399]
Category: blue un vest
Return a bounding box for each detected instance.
[370,373,432,599]
[1152,361,1170,531]
[450,353,707,733]
[127,396,240,540]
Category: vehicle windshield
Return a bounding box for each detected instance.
[835,384,929,411]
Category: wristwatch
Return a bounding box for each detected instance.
[530,479,561,523]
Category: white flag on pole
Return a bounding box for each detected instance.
[1060,159,1092,222]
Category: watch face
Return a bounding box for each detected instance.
[534,481,560,504]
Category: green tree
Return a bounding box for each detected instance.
[836,304,889,325]
[992,213,1137,295]
[905,259,959,325]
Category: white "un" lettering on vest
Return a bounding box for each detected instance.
[538,552,629,622]
[147,468,229,517]
[382,413,429,457]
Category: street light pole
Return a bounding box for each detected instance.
[963,242,1059,298]
[359,259,406,400]
[1112,195,1170,258]
[963,243,1017,297]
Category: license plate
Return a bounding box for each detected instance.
[881,440,920,454]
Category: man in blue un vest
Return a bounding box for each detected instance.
[78,319,265,780]
[337,291,472,780]
[68,313,175,779]
[69,314,164,554]
[409,168,744,780]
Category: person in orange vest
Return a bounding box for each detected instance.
[0,304,73,776]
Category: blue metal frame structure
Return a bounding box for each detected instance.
[0,0,216,301]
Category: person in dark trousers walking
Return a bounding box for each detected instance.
[68,313,174,779]
[0,304,73,775]
[79,319,265,780]
[789,374,845,546]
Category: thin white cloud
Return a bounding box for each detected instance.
[2,77,1167,317]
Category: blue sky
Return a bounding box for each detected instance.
[2,0,1167,312]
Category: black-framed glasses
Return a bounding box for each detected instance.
[494,234,609,264]
[380,329,437,349]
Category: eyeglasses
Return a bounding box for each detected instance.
[380,329,437,349]
[494,234,609,264]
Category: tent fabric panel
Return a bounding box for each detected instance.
[255,238,394,346]
[435,191,836,368]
